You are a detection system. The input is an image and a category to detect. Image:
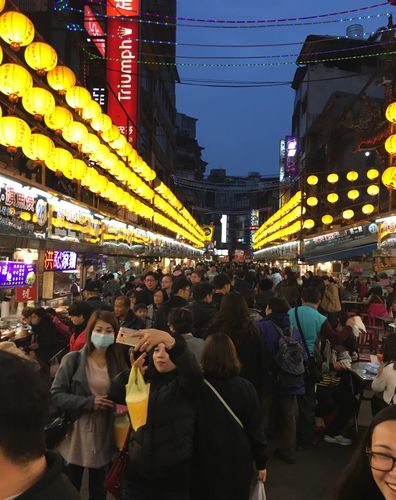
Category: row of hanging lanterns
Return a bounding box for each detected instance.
[383,102,396,192]
[307,169,380,186]
[0,7,204,246]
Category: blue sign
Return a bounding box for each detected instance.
[0,262,36,288]
[44,250,78,271]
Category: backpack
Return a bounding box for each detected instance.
[270,322,305,388]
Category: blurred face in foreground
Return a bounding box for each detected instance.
[153,343,176,373]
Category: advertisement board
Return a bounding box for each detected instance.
[106,0,140,145]
[0,262,37,289]
[285,136,299,178]
[44,250,78,271]
[0,183,48,237]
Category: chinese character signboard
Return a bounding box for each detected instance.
[50,202,101,244]
[44,251,78,271]
[285,136,299,178]
[0,183,48,237]
[106,0,139,146]
[0,262,36,288]
[16,280,38,302]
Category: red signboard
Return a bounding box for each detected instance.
[106,0,140,146]
[84,5,106,57]
[16,280,38,302]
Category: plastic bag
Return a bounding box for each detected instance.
[125,366,150,431]
[250,481,267,500]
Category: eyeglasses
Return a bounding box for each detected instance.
[367,450,396,472]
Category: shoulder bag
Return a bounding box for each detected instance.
[204,378,243,428]
[294,308,322,382]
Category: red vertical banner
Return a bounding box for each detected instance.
[106,0,140,147]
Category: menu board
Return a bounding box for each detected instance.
[0,261,37,288]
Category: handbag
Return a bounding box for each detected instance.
[204,379,243,428]
[104,425,132,500]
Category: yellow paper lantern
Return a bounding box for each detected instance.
[65,86,91,111]
[327,192,339,204]
[346,170,359,181]
[103,153,118,173]
[347,189,360,201]
[22,87,55,120]
[81,133,100,155]
[0,45,3,66]
[81,100,102,122]
[322,214,333,225]
[362,204,375,215]
[81,167,99,188]
[118,142,133,159]
[303,219,315,230]
[91,113,112,133]
[385,135,396,154]
[386,102,396,123]
[0,1,5,13]
[306,196,318,207]
[102,124,121,143]
[62,121,89,147]
[110,134,127,151]
[91,174,108,195]
[47,66,76,94]
[382,167,396,190]
[367,184,380,196]
[44,106,73,134]
[0,116,31,152]
[307,175,318,186]
[92,144,110,165]
[0,63,32,101]
[24,42,58,75]
[65,159,87,181]
[0,11,35,50]
[327,173,339,184]
[367,169,379,180]
[45,147,72,175]
[342,209,354,220]
[22,133,54,163]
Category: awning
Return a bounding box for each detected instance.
[305,243,377,265]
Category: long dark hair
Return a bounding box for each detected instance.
[334,406,396,499]
[209,292,257,345]
[201,333,241,379]
[85,310,126,371]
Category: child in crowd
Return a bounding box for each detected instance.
[134,303,148,322]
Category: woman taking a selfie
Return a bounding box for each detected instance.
[110,328,202,500]
[334,405,396,499]
[51,310,126,500]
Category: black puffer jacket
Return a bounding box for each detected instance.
[188,300,217,339]
[154,295,188,331]
[110,337,203,485]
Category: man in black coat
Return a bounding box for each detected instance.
[211,273,231,310]
[0,351,81,500]
[135,272,159,306]
[82,280,112,312]
[154,277,191,331]
[114,295,145,330]
[189,282,217,339]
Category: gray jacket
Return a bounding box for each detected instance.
[182,333,204,364]
[51,347,121,414]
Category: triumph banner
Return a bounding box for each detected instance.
[106,0,140,146]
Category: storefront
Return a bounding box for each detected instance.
[304,223,378,276]
[374,215,396,272]
[0,172,203,317]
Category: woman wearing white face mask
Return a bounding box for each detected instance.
[51,310,126,500]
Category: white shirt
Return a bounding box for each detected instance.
[372,362,396,404]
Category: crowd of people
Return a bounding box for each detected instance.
[0,263,396,499]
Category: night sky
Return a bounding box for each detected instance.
[176,0,393,177]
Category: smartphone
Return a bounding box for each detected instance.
[116,327,143,348]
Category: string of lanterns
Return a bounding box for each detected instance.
[0,6,205,247]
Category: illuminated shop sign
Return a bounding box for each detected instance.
[106,0,140,145]
[50,201,102,244]
[44,250,78,271]
[0,261,36,288]
[285,136,299,178]
[0,181,48,237]
[84,5,106,57]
